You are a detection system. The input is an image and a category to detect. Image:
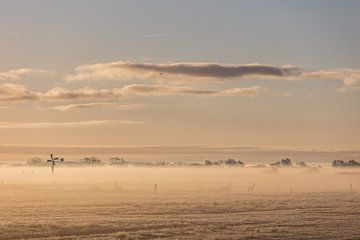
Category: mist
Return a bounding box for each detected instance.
[1,165,359,239]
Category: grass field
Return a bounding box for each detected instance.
[0,166,359,239]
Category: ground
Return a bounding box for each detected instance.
[0,166,359,239]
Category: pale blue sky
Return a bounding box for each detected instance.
[1,0,360,70]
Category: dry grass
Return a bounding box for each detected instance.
[0,166,359,239]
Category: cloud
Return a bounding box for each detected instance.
[300,68,360,88]
[0,68,52,81]
[120,84,214,96]
[53,102,145,111]
[119,84,261,97]
[140,33,176,38]
[64,61,360,88]
[0,83,39,102]
[43,87,117,100]
[214,86,262,96]
[44,84,262,99]
[64,61,299,82]
[0,120,143,129]
[0,83,262,103]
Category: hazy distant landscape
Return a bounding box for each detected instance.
[0,165,359,239]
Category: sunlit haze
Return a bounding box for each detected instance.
[1,2,360,239]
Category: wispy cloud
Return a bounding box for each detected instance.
[0,83,262,103]
[140,33,176,38]
[53,102,145,111]
[64,61,360,88]
[119,84,262,97]
[43,87,117,100]
[44,84,262,99]
[0,120,143,129]
[213,87,263,96]
[0,68,52,81]
[300,68,360,88]
[0,83,39,102]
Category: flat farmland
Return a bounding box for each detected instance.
[0,166,359,239]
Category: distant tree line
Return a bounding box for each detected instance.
[332,159,360,167]
[204,158,245,166]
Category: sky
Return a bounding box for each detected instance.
[0,0,359,161]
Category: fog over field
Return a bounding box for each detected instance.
[1,0,360,239]
[1,165,359,239]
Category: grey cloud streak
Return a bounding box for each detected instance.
[121,62,299,78]
[65,61,360,88]
[65,61,300,82]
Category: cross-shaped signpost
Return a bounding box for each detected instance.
[47,154,64,174]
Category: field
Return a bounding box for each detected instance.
[0,166,359,239]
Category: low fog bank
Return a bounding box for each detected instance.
[1,164,359,239]
[0,165,359,194]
